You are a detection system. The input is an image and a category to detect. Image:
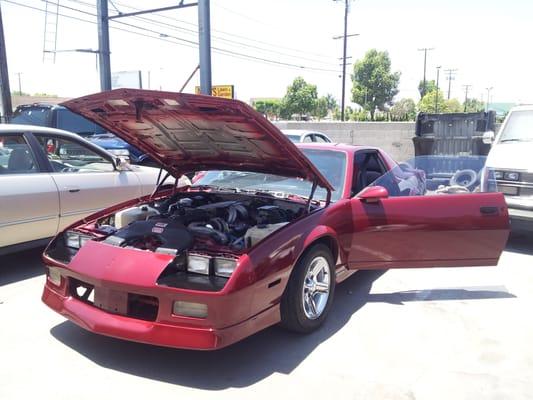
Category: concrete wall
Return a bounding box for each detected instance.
[274,121,416,161]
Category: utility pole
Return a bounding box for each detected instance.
[333,0,358,122]
[418,47,434,98]
[198,0,212,95]
[0,3,12,122]
[16,72,22,95]
[485,87,493,111]
[434,66,441,113]
[463,84,472,112]
[96,0,112,91]
[98,2,208,94]
[444,68,458,100]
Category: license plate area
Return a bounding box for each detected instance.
[94,287,128,315]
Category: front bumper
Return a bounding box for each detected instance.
[508,207,533,232]
[42,282,280,350]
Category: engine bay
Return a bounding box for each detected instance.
[90,192,311,256]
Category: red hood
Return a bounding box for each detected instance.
[62,89,333,191]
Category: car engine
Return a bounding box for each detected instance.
[94,193,308,255]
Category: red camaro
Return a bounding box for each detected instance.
[42,89,509,350]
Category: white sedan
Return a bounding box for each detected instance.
[281,129,332,143]
[0,124,188,255]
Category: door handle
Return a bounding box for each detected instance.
[480,206,499,215]
[66,186,80,193]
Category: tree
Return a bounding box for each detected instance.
[351,49,400,120]
[314,97,328,120]
[324,93,337,112]
[418,90,465,113]
[280,77,318,119]
[418,80,437,98]
[418,90,446,113]
[390,98,417,121]
[446,98,462,113]
[252,99,281,120]
[463,98,485,112]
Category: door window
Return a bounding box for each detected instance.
[352,151,387,195]
[303,134,313,142]
[36,135,114,173]
[0,134,38,174]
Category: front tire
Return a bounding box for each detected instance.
[280,244,335,333]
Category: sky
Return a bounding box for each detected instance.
[1,0,533,106]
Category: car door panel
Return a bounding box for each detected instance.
[0,174,59,247]
[348,192,509,269]
[51,171,141,230]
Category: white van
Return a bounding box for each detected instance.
[483,105,533,231]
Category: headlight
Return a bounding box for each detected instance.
[107,149,130,157]
[187,254,210,275]
[213,258,237,278]
[65,230,93,249]
[493,171,503,179]
[504,171,520,181]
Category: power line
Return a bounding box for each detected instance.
[63,0,339,67]
[4,0,339,74]
[89,0,338,61]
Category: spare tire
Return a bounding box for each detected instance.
[450,169,477,189]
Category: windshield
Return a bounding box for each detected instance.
[499,110,533,142]
[193,148,347,202]
[56,109,106,136]
[11,107,49,126]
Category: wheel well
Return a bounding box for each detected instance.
[307,236,339,264]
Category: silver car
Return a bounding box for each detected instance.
[0,124,187,255]
[281,129,332,143]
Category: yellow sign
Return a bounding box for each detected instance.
[195,85,234,99]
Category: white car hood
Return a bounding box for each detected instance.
[486,142,533,172]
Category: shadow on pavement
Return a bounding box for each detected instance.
[0,247,45,286]
[505,231,533,256]
[50,269,386,389]
[368,285,515,305]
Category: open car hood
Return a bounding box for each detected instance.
[62,89,333,191]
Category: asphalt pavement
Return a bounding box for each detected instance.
[1,233,532,400]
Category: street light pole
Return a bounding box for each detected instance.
[485,87,493,111]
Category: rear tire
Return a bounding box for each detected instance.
[280,244,335,333]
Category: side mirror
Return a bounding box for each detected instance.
[114,156,131,171]
[358,185,389,203]
[482,130,495,144]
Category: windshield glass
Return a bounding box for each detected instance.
[56,109,106,136]
[499,110,533,142]
[193,148,347,202]
[11,107,49,126]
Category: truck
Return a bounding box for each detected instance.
[482,105,533,232]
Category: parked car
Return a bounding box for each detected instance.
[281,129,332,143]
[42,90,509,350]
[10,103,150,164]
[481,105,533,231]
[0,124,188,255]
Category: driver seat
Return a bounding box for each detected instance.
[8,149,34,172]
